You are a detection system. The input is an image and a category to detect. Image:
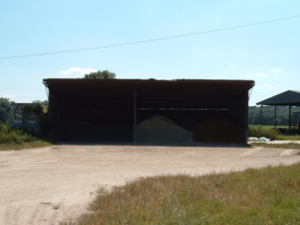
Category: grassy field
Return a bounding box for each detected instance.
[61,163,300,225]
[250,143,300,151]
[248,125,300,141]
[259,125,289,129]
[277,135,300,141]
[0,124,51,150]
[248,125,279,140]
[0,141,52,150]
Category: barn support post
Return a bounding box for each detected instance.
[274,105,277,129]
[133,88,137,143]
[289,105,291,131]
[241,91,249,143]
[260,105,263,125]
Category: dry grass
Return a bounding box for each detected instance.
[0,141,52,150]
[61,163,300,225]
[250,142,300,150]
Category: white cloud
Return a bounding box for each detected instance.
[257,72,267,77]
[258,84,275,89]
[230,64,238,68]
[247,74,254,78]
[269,69,282,74]
[57,67,96,78]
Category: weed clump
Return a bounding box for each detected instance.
[248,125,278,140]
[0,123,51,150]
[0,123,35,144]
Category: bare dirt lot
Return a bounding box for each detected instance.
[1,144,300,225]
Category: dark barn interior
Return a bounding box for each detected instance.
[43,79,254,144]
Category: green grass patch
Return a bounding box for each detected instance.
[249,125,300,141]
[277,135,300,141]
[248,125,278,140]
[61,163,300,225]
[0,123,51,150]
[250,142,300,150]
[0,123,34,143]
[0,141,52,150]
[260,125,289,129]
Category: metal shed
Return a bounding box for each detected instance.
[43,79,254,144]
[257,90,300,130]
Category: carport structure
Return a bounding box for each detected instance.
[257,90,300,130]
[43,79,254,144]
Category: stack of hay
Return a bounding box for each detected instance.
[190,117,241,143]
[136,115,193,144]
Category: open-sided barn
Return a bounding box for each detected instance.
[257,90,300,130]
[43,79,254,144]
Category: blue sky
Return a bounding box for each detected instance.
[1,0,299,106]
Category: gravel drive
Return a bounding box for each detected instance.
[1,144,300,224]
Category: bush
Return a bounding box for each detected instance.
[248,125,278,140]
[0,98,10,124]
[0,123,35,144]
[22,103,51,139]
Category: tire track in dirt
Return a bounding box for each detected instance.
[59,198,92,224]
[1,201,89,225]
[10,204,25,225]
[3,203,12,225]
[24,203,42,225]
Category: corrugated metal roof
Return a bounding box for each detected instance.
[43,79,254,109]
[257,90,300,106]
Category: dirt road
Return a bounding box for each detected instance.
[1,144,300,224]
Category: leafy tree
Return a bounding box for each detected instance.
[32,100,49,106]
[42,100,49,106]
[22,103,50,135]
[248,105,300,126]
[83,70,116,79]
[0,98,11,124]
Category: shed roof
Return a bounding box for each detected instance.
[43,79,254,109]
[256,90,300,106]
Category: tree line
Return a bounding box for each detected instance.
[248,105,300,126]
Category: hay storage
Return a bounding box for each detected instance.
[44,79,254,144]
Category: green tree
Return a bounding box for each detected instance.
[248,105,300,126]
[32,100,49,106]
[22,103,50,135]
[0,98,11,124]
[83,70,116,79]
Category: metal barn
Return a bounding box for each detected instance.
[257,90,300,130]
[43,79,254,144]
